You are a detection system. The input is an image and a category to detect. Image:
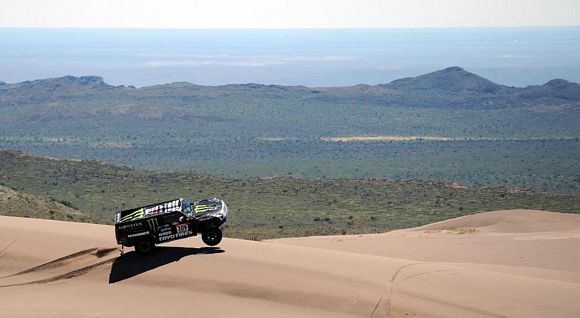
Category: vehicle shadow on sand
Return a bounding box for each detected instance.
[108,246,224,284]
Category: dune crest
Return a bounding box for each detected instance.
[414,209,580,233]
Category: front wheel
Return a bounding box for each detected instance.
[135,239,156,254]
[202,228,223,246]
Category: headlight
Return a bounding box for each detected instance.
[214,201,228,219]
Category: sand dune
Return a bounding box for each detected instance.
[1,209,579,317]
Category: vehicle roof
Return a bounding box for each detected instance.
[115,198,184,224]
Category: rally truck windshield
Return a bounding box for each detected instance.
[182,200,192,215]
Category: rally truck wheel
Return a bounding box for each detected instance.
[135,239,156,255]
[202,228,223,246]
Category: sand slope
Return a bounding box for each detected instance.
[1,209,580,317]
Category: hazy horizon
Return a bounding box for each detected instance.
[1,27,579,88]
[3,0,579,28]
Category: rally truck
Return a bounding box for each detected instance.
[114,197,228,254]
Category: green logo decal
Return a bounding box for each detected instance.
[120,208,144,222]
[194,204,218,214]
[147,218,159,233]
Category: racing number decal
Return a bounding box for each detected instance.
[176,224,188,233]
[159,223,192,242]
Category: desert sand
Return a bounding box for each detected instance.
[1,209,579,317]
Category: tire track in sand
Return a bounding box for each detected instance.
[0,247,118,287]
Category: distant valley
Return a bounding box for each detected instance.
[1,67,579,194]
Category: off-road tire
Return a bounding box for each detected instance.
[135,239,156,254]
[202,227,223,246]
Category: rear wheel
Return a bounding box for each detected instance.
[135,239,156,254]
[202,228,223,246]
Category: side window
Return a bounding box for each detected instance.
[162,212,182,224]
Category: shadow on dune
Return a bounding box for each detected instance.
[108,246,224,284]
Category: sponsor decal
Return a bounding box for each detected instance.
[120,208,145,222]
[144,199,181,216]
[194,204,218,214]
[127,231,150,238]
[158,230,194,242]
[118,222,143,230]
[158,224,171,232]
[147,218,159,233]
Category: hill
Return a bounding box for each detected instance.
[0,75,116,104]
[1,150,578,240]
[387,66,507,93]
[519,79,580,101]
[0,185,91,222]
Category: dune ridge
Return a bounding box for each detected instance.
[1,209,579,317]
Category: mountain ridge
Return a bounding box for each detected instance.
[3,66,579,90]
[0,66,580,107]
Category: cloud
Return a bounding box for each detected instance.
[144,60,217,67]
[493,54,532,59]
[224,60,285,67]
[375,64,406,71]
[140,53,232,58]
[277,55,357,62]
[143,54,358,68]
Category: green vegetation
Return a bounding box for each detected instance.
[1,151,578,240]
[2,134,578,194]
[0,185,92,222]
[1,67,579,198]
